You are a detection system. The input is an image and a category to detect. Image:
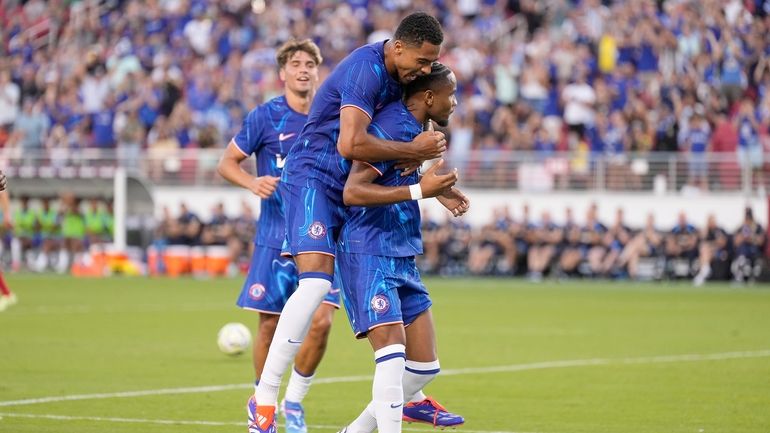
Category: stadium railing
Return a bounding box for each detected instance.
[1,148,763,194]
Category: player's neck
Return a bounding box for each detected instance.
[285,89,313,115]
[405,100,428,125]
[383,40,399,80]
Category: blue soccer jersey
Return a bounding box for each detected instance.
[337,101,424,257]
[281,41,403,196]
[232,95,306,249]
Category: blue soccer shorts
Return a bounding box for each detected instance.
[237,246,341,314]
[336,252,432,338]
[281,182,345,257]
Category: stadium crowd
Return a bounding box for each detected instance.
[419,203,766,285]
[1,0,770,187]
[1,2,770,282]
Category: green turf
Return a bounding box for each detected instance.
[1,275,769,433]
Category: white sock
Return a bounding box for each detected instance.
[346,402,377,433]
[372,344,406,433]
[284,366,314,403]
[404,359,440,403]
[255,275,332,406]
[344,358,440,433]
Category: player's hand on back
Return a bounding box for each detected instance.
[410,120,446,161]
[418,159,457,198]
[437,187,470,217]
[249,175,280,199]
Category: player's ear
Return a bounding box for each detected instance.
[424,90,434,107]
[279,67,287,82]
[393,40,402,54]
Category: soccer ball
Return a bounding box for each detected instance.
[217,322,252,356]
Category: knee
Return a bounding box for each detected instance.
[308,308,334,341]
[259,314,279,339]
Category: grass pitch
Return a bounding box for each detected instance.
[0,275,769,433]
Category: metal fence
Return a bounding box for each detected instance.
[1,148,765,194]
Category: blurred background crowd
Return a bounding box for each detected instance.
[1,0,770,183]
[2,197,766,284]
[1,0,770,282]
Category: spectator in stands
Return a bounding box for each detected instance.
[601,111,629,190]
[583,205,609,277]
[9,99,50,163]
[511,204,534,271]
[561,68,596,139]
[557,208,584,277]
[684,113,711,190]
[597,208,633,277]
[201,202,233,247]
[735,98,764,189]
[115,106,145,172]
[693,214,730,286]
[526,211,561,282]
[146,115,180,181]
[167,203,202,247]
[419,208,444,275]
[0,68,20,144]
[732,207,766,284]
[443,216,472,276]
[618,213,663,280]
[229,200,256,270]
[468,207,515,276]
[664,211,699,278]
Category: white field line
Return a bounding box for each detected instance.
[1,349,768,409]
[0,412,531,433]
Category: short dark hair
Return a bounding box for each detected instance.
[394,12,443,47]
[404,62,453,100]
[275,39,323,69]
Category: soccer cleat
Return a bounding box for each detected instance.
[402,397,465,428]
[247,395,277,433]
[280,399,308,433]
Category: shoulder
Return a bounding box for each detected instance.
[347,41,385,63]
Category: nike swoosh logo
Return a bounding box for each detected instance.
[390,402,403,409]
[278,133,296,141]
[287,339,303,344]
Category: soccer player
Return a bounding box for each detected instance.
[249,13,446,433]
[337,62,468,433]
[217,39,338,433]
[250,13,448,433]
[0,171,17,311]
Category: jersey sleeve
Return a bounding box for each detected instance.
[340,60,385,119]
[232,107,264,156]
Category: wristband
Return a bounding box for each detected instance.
[409,184,423,200]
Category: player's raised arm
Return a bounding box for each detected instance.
[343,159,456,206]
[217,140,279,199]
[338,107,447,162]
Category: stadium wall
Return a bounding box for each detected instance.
[153,187,767,231]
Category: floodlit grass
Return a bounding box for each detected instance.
[1,275,769,433]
